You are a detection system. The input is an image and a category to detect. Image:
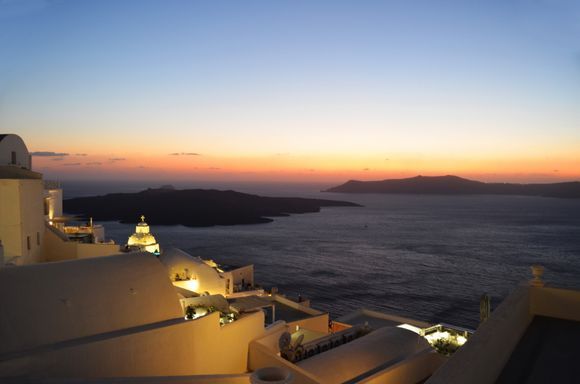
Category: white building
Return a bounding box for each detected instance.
[127,215,160,254]
[0,134,122,266]
[0,134,46,265]
[0,134,31,170]
[2,133,577,383]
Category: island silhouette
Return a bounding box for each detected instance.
[325,175,580,198]
[64,188,361,227]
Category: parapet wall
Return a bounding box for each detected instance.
[0,309,266,378]
[42,223,121,262]
[530,286,580,322]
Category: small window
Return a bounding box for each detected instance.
[37,232,40,245]
[11,151,16,165]
[27,236,31,250]
[44,198,50,215]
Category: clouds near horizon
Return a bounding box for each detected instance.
[4,1,580,183]
[31,151,69,157]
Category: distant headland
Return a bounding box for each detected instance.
[325,175,580,198]
[64,188,361,227]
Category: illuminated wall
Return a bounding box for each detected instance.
[161,248,227,296]
[0,253,266,378]
[221,265,254,294]
[0,305,266,377]
[0,178,45,265]
[44,188,63,221]
[42,224,121,262]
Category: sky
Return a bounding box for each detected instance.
[1,0,579,183]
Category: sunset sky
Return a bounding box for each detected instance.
[1,0,579,183]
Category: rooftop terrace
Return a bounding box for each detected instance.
[427,271,580,384]
[228,294,324,324]
[496,315,580,383]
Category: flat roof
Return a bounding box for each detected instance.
[227,295,318,323]
[496,315,580,383]
[265,301,315,323]
[337,308,432,330]
[337,312,400,329]
[0,166,41,180]
[297,326,432,384]
[228,296,272,313]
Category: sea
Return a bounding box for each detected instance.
[62,180,580,329]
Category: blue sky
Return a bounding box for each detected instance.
[0,0,579,181]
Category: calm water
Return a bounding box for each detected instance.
[63,181,580,329]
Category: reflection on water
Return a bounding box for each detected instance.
[64,181,580,328]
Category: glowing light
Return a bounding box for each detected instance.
[127,216,160,254]
[183,279,199,292]
[400,323,470,354]
[424,331,451,344]
[397,323,422,334]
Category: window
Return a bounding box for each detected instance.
[27,236,31,250]
[44,198,50,215]
[11,151,16,165]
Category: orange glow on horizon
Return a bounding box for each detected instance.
[30,150,580,184]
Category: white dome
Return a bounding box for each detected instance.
[126,216,159,254]
[0,134,31,170]
[128,232,157,246]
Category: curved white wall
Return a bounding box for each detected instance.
[0,252,184,356]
